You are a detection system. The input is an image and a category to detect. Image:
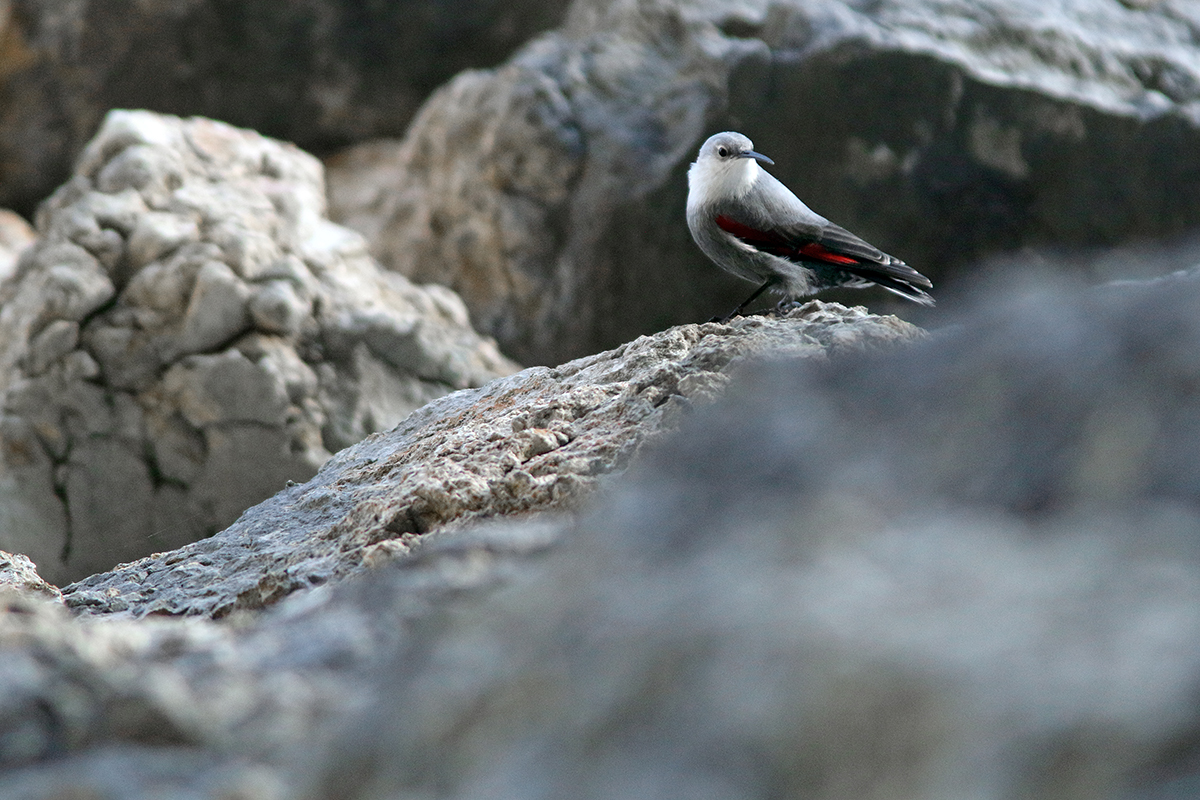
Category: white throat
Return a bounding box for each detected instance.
[688,156,760,209]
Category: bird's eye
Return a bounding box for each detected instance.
[717,146,728,157]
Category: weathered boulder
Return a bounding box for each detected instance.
[5,267,1200,798]
[327,0,1200,364]
[0,0,567,215]
[61,302,919,618]
[0,109,516,585]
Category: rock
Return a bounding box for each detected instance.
[0,0,568,216]
[0,209,35,285]
[327,0,1200,364]
[302,266,1200,800]
[0,109,516,585]
[0,550,60,601]
[61,302,920,618]
[7,268,1200,798]
[0,518,567,796]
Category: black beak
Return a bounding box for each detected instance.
[740,149,774,166]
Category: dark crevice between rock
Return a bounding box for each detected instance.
[75,293,121,333]
[717,15,764,40]
[142,437,189,493]
[51,447,72,566]
[384,505,428,538]
[186,325,258,361]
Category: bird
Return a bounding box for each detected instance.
[686,131,933,321]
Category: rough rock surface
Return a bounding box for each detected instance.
[5,267,1200,798]
[327,0,1200,364]
[307,267,1200,800]
[61,302,918,618]
[0,549,59,601]
[0,0,567,215]
[0,109,515,586]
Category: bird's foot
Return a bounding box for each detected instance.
[773,299,804,316]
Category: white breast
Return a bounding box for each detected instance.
[687,156,760,211]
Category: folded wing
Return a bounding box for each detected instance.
[715,213,933,305]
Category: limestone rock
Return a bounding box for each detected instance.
[327,0,1200,364]
[0,0,568,215]
[0,110,516,585]
[61,302,920,618]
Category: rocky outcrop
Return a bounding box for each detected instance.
[0,549,59,600]
[0,0,567,215]
[61,302,919,618]
[0,109,515,585]
[327,0,1200,364]
[5,266,1200,798]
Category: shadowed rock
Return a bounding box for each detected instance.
[0,0,568,215]
[328,0,1200,364]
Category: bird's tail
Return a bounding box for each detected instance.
[844,266,935,306]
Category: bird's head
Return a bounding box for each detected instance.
[689,131,775,201]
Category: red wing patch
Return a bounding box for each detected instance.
[796,242,858,266]
[714,215,793,257]
[715,215,860,266]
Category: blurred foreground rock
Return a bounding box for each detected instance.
[0,109,515,585]
[5,268,1200,798]
[328,0,1200,364]
[62,302,915,618]
[0,0,567,215]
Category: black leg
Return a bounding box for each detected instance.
[710,278,777,323]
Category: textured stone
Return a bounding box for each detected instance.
[126,210,201,270]
[0,110,516,584]
[26,319,79,375]
[5,268,1200,798]
[328,0,1200,364]
[61,302,920,618]
[248,280,311,336]
[0,0,569,216]
[0,550,60,601]
[300,267,1200,800]
[174,261,253,356]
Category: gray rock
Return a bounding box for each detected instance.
[25,319,79,376]
[0,0,569,216]
[6,268,1200,799]
[328,0,1200,364]
[174,261,253,356]
[0,110,516,585]
[61,302,920,618]
[0,550,60,601]
[126,210,201,270]
[302,266,1200,800]
[248,280,311,336]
